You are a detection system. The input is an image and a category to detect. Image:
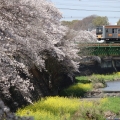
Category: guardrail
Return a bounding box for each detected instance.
[78,43,120,56]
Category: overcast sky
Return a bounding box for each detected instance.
[51,0,120,24]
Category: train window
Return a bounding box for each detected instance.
[96,28,102,34]
[98,28,103,33]
[114,28,117,33]
[112,28,117,33]
[112,29,114,33]
[118,29,120,31]
[106,29,108,32]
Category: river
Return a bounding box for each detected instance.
[101,80,120,92]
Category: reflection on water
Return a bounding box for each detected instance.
[101,81,120,91]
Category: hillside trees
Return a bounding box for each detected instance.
[117,19,120,25]
[92,16,109,26]
[0,0,81,111]
[62,20,79,28]
[62,15,96,31]
[73,15,96,30]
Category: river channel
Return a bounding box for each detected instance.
[101,80,120,92]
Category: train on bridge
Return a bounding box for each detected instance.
[96,25,120,43]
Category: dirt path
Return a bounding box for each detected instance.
[82,89,120,100]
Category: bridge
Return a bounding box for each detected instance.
[78,43,120,56]
[78,43,120,69]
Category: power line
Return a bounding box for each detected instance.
[53,0,120,2]
[87,0,120,1]
[53,0,120,1]
[62,16,120,19]
[53,0,120,4]
[58,8,120,12]
[55,3,120,8]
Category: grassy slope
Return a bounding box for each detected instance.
[16,73,120,120]
[16,97,120,120]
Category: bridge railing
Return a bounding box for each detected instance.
[77,43,120,56]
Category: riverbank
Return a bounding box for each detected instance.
[75,73,120,98]
[76,72,120,82]
[16,73,120,120]
[16,96,120,120]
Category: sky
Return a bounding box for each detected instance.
[51,0,120,25]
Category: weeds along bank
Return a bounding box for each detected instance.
[61,73,120,98]
[76,72,120,82]
[16,96,120,120]
[59,82,93,97]
[16,73,120,120]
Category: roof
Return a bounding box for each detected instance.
[105,25,120,28]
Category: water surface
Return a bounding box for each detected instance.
[101,81,120,92]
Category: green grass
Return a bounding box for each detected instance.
[101,97,120,114]
[76,72,120,83]
[60,83,92,97]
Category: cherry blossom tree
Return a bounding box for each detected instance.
[0,0,97,112]
[0,0,80,111]
[72,30,97,43]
